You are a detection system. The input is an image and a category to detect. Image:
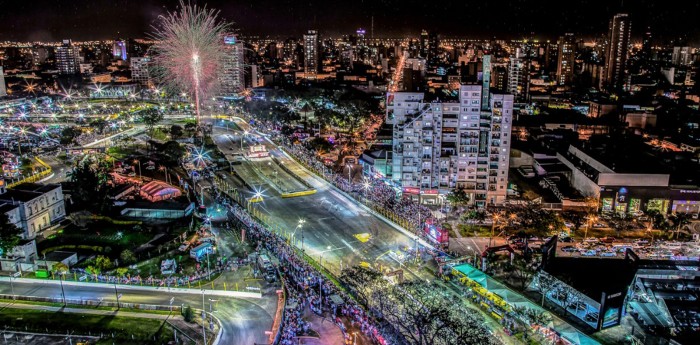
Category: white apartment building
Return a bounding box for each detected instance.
[389,85,513,207]
[0,183,66,239]
[220,35,245,95]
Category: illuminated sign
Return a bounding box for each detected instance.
[224,36,237,45]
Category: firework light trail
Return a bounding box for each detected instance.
[149,0,231,124]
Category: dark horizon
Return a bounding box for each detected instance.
[0,0,699,44]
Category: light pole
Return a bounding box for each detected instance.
[488,213,501,248]
[346,164,352,184]
[240,130,248,151]
[59,271,67,307]
[319,245,331,309]
[585,215,597,240]
[297,219,306,252]
[114,282,120,310]
[201,289,207,345]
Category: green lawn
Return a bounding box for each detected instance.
[0,309,174,344]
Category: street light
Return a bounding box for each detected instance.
[297,219,306,252]
[240,130,248,151]
[201,289,208,345]
[346,164,352,184]
[585,215,598,240]
[489,213,501,248]
[319,245,332,309]
[56,270,67,307]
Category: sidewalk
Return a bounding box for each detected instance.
[0,301,182,320]
[299,307,345,345]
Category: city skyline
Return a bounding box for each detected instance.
[1,0,699,42]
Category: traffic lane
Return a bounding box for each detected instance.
[254,184,417,275]
[252,158,307,193]
[0,281,275,345]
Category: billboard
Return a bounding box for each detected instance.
[424,218,449,244]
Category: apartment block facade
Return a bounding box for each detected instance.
[388,85,513,207]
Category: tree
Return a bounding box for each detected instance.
[115,267,129,277]
[53,262,69,275]
[89,119,108,134]
[0,213,22,257]
[70,156,112,212]
[530,271,559,307]
[120,249,137,265]
[169,125,183,139]
[140,108,164,135]
[60,126,81,145]
[563,211,584,232]
[95,255,113,271]
[161,141,186,165]
[87,265,101,280]
[340,266,382,306]
[503,255,538,290]
[184,122,197,134]
[183,305,195,322]
[446,187,469,207]
[669,213,692,239]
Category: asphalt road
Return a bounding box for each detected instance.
[211,125,427,280]
[0,280,276,345]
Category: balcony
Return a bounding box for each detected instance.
[421,169,431,174]
[422,155,432,160]
[439,168,448,173]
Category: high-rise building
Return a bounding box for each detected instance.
[556,33,576,85]
[419,30,429,59]
[0,66,6,97]
[130,57,151,86]
[303,30,319,75]
[220,35,245,95]
[507,57,528,100]
[31,46,48,67]
[388,85,513,207]
[482,55,491,110]
[642,27,653,61]
[672,46,691,66]
[113,40,127,60]
[428,31,439,66]
[604,13,632,90]
[56,39,80,75]
[492,66,508,91]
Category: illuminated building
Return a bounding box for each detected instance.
[220,35,245,95]
[604,13,631,90]
[113,40,127,60]
[303,30,319,75]
[0,66,6,97]
[556,33,576,85]
[130,56,151,86]
[672,46,691,66]
[56,39,80,75]
[388,85,513,206]
[482,55,491,110]
[507,57,528,100]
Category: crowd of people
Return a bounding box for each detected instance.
[227,196,387,345]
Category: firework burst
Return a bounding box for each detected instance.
[149,1,231,123]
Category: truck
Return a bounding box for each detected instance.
[257,253,273,272]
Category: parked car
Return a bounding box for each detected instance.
[562,246,577,253]
[601,237,616,243]
[582,250,597,256]
[600,251,617,257]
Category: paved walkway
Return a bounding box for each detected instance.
[299,307,345,345]
[0,301,183,320]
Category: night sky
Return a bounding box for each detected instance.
[0,0,699,42]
